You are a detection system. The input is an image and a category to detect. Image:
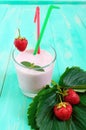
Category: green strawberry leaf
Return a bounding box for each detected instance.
[59,67,86,92]
[27,85,55,130]
[36,90,58,129]
[72,85,86,92]
[27,95,39,130]
[72,102,86,130]
[79,92,86,106]
[21,61,44,72]
[27,66,86,130]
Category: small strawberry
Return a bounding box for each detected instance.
[14,29,28,51]
[64,88,80,105]
[53,102,72,121]
[14,38,28,51]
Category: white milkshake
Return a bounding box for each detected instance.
[13,47,56,97]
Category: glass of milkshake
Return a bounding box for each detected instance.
[12,46,56,97]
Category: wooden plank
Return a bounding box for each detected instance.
[0,1,86,5]
[0,49,13,95]
[0,5,17,94]
[0,59,32,130]
[49,4,86,75]
[60,5,86,69]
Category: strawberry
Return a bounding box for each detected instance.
[14,38,28,51]
[64,88,80,105]
[14,29,28,51]
[54,102,72,121]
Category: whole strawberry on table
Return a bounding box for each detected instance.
[27,67,86,130]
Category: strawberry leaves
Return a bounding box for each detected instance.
[21,61,44,72]
[59,67,86,92]
[27,85,58,130]
[27,67,86,130]
[36,89,57,129]
[59,67,86,87]
[72,104,86,130]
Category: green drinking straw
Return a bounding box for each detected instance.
[33,5,60,55]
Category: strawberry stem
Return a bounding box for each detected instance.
[57,85,62,92]
[51,80,57,85]
[59,95,62,103]
[51,80,61,90]
[51,80,63,94]
[18,28,21,38]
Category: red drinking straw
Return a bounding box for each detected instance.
[33,5,59,55]
[34,6,40,54]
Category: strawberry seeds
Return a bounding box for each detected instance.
[54,102,72,121]
[53,88,80,121]
[14,29,28,51]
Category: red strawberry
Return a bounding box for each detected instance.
[14,29,28,51]
[54,102,72,121]
[64,88,80,105]
[14,38,28,51]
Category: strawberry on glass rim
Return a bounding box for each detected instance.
[54,102,72,121]
[14,29,28,51]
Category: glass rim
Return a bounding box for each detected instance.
[12,47,56,70]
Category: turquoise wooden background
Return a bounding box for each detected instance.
[0,0,86,5]
[0,1,86,130]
